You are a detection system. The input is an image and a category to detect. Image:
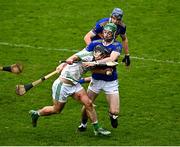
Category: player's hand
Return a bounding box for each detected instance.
[105,68,113,75]
[122,54,130,66]
[65,59,74,65]
[56,63,65,73]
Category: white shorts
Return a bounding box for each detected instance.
[88,78,119,95]
[52,78,83,103]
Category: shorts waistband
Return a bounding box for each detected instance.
[62,83,73,86]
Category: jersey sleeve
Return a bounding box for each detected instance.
[75,49,93,62]
[118,25,126,36]
[92,22,103,35]
[85,41,96,52]
[91,18,109,35]
[112,42,123,54]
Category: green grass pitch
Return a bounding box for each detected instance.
[0,0,179,145]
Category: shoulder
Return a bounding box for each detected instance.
[112,41,122,47]
[96,18,109,27]
[116,21,126,35]
[91,39,103,44]
[86,39,103,51]
[112,41,123,52]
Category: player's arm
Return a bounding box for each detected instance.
[65,54,80,64]
[56,62,67,73]
[79,67,113,84]
[82,51,120,67]
[121,34,130,66]
[66,49,93,64]
[120,24,130,66]
[97,51,120,63]
[78,77,92,84]
[121,34,129,55]
[91,67,113,75]
[65,49,86,64]
[84,30,96,45]
[57,51,83,72]
[84,20,104,45]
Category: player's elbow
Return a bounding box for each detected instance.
[122,36,128,43]
[84,99,93,109]
[84,31,95,45]
[84,34,91,45]
[109,52,120,61]
[84,33,89,40]
[109,56,119,62]
[84,35,88,42]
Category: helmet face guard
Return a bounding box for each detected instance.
[104,23,117,33]
[111,8,123,20]
[93,45,110,60]
[103,23,117,42]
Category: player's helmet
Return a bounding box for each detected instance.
[111,8,123,20]
[104,23,117,34]
[93,45,110,60]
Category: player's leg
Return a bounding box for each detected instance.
[29,100,66,127]
[103,80,120,128]
[73,88,111,136]
[106,93,120,128]
[78,89,98,131]
[38,100,66,115]
[74,88,97,122]
[78,78,101,131]
[29,78,67,127]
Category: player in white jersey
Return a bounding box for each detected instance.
[29,46,113,136]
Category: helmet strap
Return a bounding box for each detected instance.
[109,17,112,23]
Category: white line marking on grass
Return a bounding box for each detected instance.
[0,41,180,64]
[0,41,79,52]
[131,56,180,64]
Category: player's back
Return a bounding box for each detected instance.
[92,17,126,41]
[60,63,84,84]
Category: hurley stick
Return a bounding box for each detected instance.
[0,64,23,74]
[16,70,58,96]
[59,60,118,67]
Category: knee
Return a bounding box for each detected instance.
[109,108,119,115]
[84,99,93,109]
[53,106,62,114]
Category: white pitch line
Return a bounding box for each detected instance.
[0,41,180,64]
[0,41,79,52]
[131,56,180,64]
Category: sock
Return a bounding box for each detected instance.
[109,112,119,128]
[82,117,88,125]
[37,111,40,116]
[109,112,118,119]
[92,121,99,131]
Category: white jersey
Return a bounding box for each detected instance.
[60,49,93,84]
[60,63,85,84]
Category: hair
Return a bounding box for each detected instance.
[93,45,110,60]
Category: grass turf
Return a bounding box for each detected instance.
[0,0,179,145]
